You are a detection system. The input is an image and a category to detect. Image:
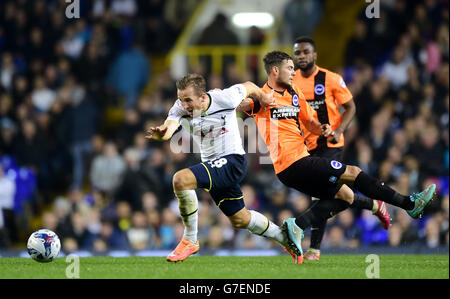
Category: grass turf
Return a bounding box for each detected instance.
[0,254,448,279]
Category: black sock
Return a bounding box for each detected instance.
[295,209,316,231]
[350,193,374,211]
[310,219,326,250]
[295,199,350,230]
[353,172,413,210]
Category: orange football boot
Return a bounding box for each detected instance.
[166,238,200,262]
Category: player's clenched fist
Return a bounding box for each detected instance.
[320,124,333,138]
[261,90,276,110]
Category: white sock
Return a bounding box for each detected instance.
[247,210,286,246]
[175,190,198,243]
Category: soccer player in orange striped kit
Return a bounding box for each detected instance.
[292,37,391,261]
[238,51,436,262]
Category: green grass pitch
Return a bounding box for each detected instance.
[0,255,448,279]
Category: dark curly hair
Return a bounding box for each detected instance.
[263,51,293,75]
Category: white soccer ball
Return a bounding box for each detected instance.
[27,229,61,262]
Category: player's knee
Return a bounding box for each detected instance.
[173,171,189,191]
[230,217,247,229]
[228,210,250,229]
[344,165,362,181]
[335,185,354,205]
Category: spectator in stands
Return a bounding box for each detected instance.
[75,42,108,104]
[197,198,215,246]
[0,28,5,53]
[66,211,92,249]
[289,192,310,216]
[336,209,362,249]
[115,201,132,232]
[0,52,15,92]
[140,147,172,205]
[389,209,419,247]
[264,184,292,222]
[26,27,49,65]
[106,43,150,108]
[90,220,129,251]
[31,75,57,113]
[141,191,159,214]
[197,12,239,46]
[282,0,324,42]
[0,164,15,244]
[60,25,85,60]
[353,138,377,176]
[58,79,100,190]
[323,225,346,249]
[127,211,155,250]
[164,0,200,36]
[345,19,374,66]
[90,141,126,197]
[143,15,176,55]
[205,225,227,251]
[115,108,142,152]
[196,12,240,75]
[356,210,389,246]
[114,147,145,211]
[424,217,441,248]
[0,117,16,155]
[111,0,138,17]
[439,195,449,245]
[12,119,46,174]
[159,207,179,249]
[41,211,59,236]
[411,124,445,178]
[381,43,414,90]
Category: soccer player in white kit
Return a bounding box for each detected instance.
[146,74,303,263]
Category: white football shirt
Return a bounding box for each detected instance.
[166,84,247,162]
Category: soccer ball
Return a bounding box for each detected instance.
[27,229,61,262]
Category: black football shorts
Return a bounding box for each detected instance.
[277,155,347,200]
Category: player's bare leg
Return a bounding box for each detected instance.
[229,208,303,264]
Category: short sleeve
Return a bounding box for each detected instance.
[332,74,353,105]
[210,84,248,109]
[166,99,188,123]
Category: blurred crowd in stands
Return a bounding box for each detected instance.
[0,0,448,254]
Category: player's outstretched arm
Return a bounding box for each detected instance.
[241,81,275,109]
[145,119,180,141]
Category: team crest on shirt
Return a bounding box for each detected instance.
[330,160,342,169]
[314,84,325,95]
[292,94,299,106]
